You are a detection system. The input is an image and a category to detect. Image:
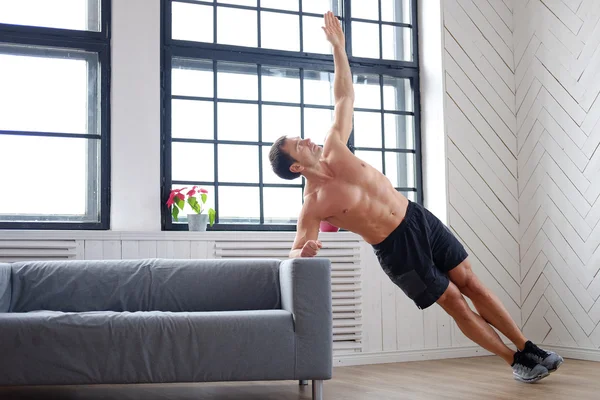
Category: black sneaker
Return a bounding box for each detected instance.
[511,351,549,383]
[522,340,564,372]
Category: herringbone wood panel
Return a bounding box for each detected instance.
[515,0,600,350]
[443,0,521,344]
[444,0,600,350]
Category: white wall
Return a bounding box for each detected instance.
[513,0,600,351]
[110,0,162,231]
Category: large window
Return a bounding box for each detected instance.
[162,0,421,230]
[0,1,111,229]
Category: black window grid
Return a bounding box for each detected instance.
[162,0,422,231]
[0,1,111,230]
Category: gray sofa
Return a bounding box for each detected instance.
[0,257,332,399]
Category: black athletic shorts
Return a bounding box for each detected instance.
[372,200,469,310]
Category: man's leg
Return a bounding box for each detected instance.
[436,280,550,383]
[436,281,516,365]
[447,258,527,351]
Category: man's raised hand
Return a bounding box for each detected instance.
[321,11,344,48]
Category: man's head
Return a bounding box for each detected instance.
[269,135,323,180]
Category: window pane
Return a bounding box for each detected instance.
[351,0,378,20]
[172,3,214,43]
[303,16,332,54]
[353,73,381,110]
[261,66,300,103]
[351,22,379,59]
[304,108,333,145]
[217,62,257,100]
[382,26,412,61]
[381,0,411,24]
[261,12,300,52]
[385,152,415,187]
[304,70,334,106]
[264,188,302,224]
[172,59,214,98]
[218,186,260,223]
[172,143,215,182]
[217,103,258,141]
[384,114,414,149]
[217,7,257,47]
[262,106,300,143]
[262,0,298,11]
[0,0,100,31]
[0,48,94,134]
[302,0,342,15]
[262,146,299,184]
[172,100,214,140]
[220,0,256,5]
[171,184,215,223]
[383,77,413,111]
[354,150,382,173]
[353,111,382,148]
[218,145,259,182]
[0,136,98,218]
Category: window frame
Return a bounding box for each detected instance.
[0,0,112,230]
[161,0,422,231]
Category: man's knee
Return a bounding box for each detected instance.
[450,260,486,299]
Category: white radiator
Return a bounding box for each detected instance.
[215,240,363,355]
[0,240,79,262]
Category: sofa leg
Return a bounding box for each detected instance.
[312,380,323,400]
[299,380,308,385]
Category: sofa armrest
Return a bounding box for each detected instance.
[279,257,332,380]
[0,263,11,313]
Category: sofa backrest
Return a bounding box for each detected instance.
[9,258,282,313]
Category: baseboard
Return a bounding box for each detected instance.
[333,346,495,367]
[541,345,600,362]
[333,344,600,367]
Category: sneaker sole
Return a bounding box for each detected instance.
[513,370,550,383]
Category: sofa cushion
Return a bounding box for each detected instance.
[0,309,295,385]
[9,259,282,313]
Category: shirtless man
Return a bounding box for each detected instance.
[269,11,563,383]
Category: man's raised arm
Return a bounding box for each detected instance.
[322,11,354,144]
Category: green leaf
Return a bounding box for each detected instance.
[187,197,201,214]
[201,193,207,204]
[175,196,185,210]
[172,205,180,221]
[208,208,216,226]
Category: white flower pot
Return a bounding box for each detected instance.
[187,213,208,231]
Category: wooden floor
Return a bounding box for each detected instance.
[1,356,598,400]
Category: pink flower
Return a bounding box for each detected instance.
[199,188,208,194]
[166,188,185,207]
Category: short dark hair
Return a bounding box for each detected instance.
[269,136,301,180]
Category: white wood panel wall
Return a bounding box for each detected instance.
[443,0,521,347]
[514,0,600,351]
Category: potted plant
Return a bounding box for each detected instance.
[167,186,216,231]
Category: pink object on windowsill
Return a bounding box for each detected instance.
[320,221,339,232]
